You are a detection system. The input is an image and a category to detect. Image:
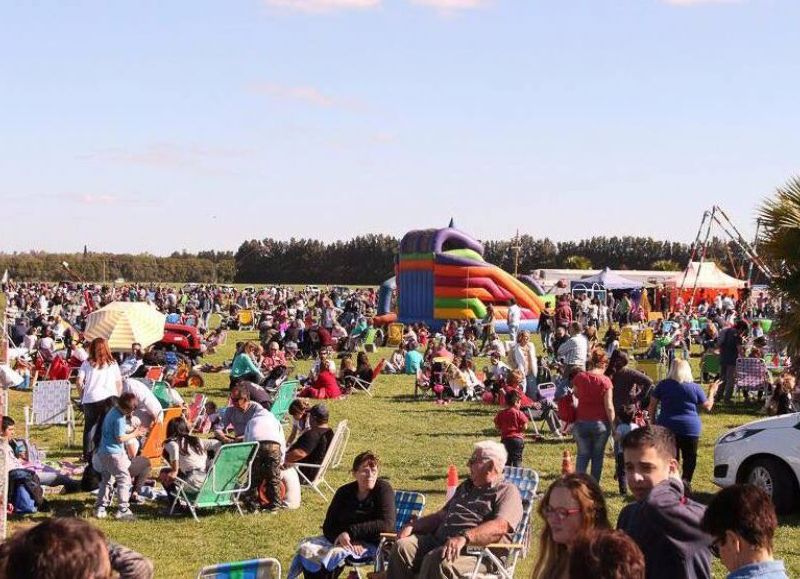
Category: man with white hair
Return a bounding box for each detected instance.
[387,441,523,579]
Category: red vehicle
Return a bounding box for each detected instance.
[154,323,204,362]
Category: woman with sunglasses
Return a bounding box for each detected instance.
[532,473,611,579]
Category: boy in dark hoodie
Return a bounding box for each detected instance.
[617,425,711,579]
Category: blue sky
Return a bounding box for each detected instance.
[2,0,798,255]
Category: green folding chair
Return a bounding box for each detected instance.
[151,380,173,409]
[197,557,281,579]
[270,380,298,423]
[171,441,259,522]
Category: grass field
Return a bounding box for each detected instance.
[7,331,800,578]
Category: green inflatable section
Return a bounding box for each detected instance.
[433,297,488,318]
[442,248,485,262]
[399,252,435,261]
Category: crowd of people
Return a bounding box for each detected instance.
[0,280,795,579]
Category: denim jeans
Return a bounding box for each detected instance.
[573,420,611,482]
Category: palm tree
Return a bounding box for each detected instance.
[757,176,800,357]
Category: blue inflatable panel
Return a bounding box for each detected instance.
[493,320,539,334]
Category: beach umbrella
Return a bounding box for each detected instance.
[84,302,166,351]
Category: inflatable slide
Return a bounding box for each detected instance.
[394,223,545,332]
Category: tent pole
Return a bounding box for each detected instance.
[687,207,715,308]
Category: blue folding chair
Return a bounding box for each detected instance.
[197,557,281,579]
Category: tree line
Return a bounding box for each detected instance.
[1,236,749,285]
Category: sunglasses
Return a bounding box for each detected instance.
[709,536,724,558]
[543,506,581,520]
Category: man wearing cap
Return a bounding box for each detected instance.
[283,404,334,482]
[387,441,523,579]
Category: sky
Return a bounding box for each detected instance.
[2,0,799,255]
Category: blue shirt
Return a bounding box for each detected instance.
[404,350,423,374]
[727,560,788,579]
[653,379,706,437]
[98,407,127,455]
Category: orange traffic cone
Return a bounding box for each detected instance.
[561,449,574,475]
[445,464,459,501]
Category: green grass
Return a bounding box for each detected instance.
[8,333,800,578]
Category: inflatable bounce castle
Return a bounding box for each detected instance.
[392,222,545,332]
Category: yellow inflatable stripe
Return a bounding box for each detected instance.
[434,308,477,320]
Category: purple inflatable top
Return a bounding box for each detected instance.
[399,225,484,256]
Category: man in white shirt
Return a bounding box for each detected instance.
[122,378,163,429]
[506,299,522,343]
[557,322,588,372]
[244,410,287,514]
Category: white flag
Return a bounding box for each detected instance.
[0,270,7,284]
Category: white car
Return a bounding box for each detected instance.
[713,412,800,513]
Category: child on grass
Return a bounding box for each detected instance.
[617,425,711,579]
[494,390,529,467]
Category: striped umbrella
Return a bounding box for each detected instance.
[84,302,166,351]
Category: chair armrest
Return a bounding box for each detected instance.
[293,462,322,470]
[379,533,398,539]
[476,543,524,551]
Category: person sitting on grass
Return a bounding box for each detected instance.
[617,425,711,579]
[230,340,265,388]
[299,360,343,400]
[700,485,789,579]
[384,346,406,374]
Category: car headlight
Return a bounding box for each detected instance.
[719,429,764,444]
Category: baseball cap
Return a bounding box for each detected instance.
[309,404,329,421]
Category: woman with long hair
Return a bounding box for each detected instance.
[532,473,611,579]
[77,337,123,461]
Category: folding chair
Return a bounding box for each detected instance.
[362,328,379,353]
[294,420,350,501]
[141,407,184,468]
[637,327,654,350]
[463,467,539,579]
[144,366,164,384]
[368,491,428,575]
[526,383,562,439]
[700,352,721,383]
[618,326,636,351]
[23,379,75,446]
[270,380,299,423]
[151,380,174,409]
[187,393,208,427]
[636,358,666,383]
[346,359,386,397]
[171,441,259,522]
[735,357,771,398]
[197,557,281,579]
[386,323,404,347]
[238,309,255,331]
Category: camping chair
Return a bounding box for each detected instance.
[636,358,666,383]
[197,557,281,579]
[637,327,654,350]
[362,328,380,353]
[141,407,184,468]
[345,359,386,397]
[238,309,255,331]
[188,393,208,428]
[386,323,404,347]
[151,380,174,409]
[294,420,350,501]
[144,366,164,384]
[618,326,636,351]
[270,380,299,423]
[526,383,562,439]
[23,379,75,446]
[363,490,428,575]
[735,357,771,398]
[171,441,259,522]
[463,467,540,579]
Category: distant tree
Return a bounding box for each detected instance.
[651,259,681,271]
[563,255,593,270]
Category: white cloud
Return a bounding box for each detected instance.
[79,143,252,172]
[250,83,367,112]
[265,0,379,14]
[409,0,490,12]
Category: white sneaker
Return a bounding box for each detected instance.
[115,508,136,521]
[94,507,108,519]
